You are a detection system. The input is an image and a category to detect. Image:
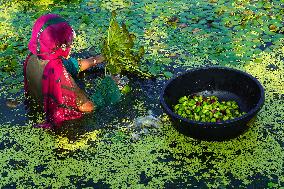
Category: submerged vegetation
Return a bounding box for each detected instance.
[0,0,284,188]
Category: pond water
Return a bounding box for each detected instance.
[1,0,284,188]
[0,65,165,132]
[0,61,279,188]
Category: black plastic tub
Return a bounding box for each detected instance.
[160,66,265,141]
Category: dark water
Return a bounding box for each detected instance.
[0,63,274,188]
[0,61,171,138]
[0,96,30,125]
[0,48,175,136]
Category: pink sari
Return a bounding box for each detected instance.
[24,14,83,128]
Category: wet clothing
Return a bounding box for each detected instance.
[24,14,84,128]
[25,54,89,108]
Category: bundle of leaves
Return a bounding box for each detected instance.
[174,95,246,122]
[102,11,151,78]
[91,76,121,108]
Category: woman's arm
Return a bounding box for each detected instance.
[79,55,105,72]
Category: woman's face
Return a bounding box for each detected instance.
[61,39,73,58]
[51,43,72,58]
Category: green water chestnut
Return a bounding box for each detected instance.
[174,95,246,122]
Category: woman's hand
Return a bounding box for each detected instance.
[78,100,94,113]
[92,55,105,65]
[79,54,105,72]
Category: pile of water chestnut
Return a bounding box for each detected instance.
[174,95,246,122]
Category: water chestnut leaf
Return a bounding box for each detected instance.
[163,71,173,78]
[102,11,150,78]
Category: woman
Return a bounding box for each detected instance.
[23,14,104,128]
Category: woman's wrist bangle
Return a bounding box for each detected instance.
[93,58,97,66]
[78,59,82,72]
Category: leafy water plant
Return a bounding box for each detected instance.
[102,11,151,78]
[91,76,121,108]
[1,0,284,188]
[174,95,246,122]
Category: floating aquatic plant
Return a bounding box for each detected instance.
[102,11,150,78]
[0,0,284,188]
[91,75,121,108]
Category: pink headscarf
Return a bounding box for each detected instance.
[24,14,83,129]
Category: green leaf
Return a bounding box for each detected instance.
[8,88,20,94]
[102,11,147,77]
[121,85,131,94]
[163,71,173,78]
[149,65,161,76]
[268,182,276,188]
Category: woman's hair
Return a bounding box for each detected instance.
[28,14,75,57]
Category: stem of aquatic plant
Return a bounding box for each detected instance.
[105,15,112,77]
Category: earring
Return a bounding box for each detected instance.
[72,29,76,39]
[61,44,67,51]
